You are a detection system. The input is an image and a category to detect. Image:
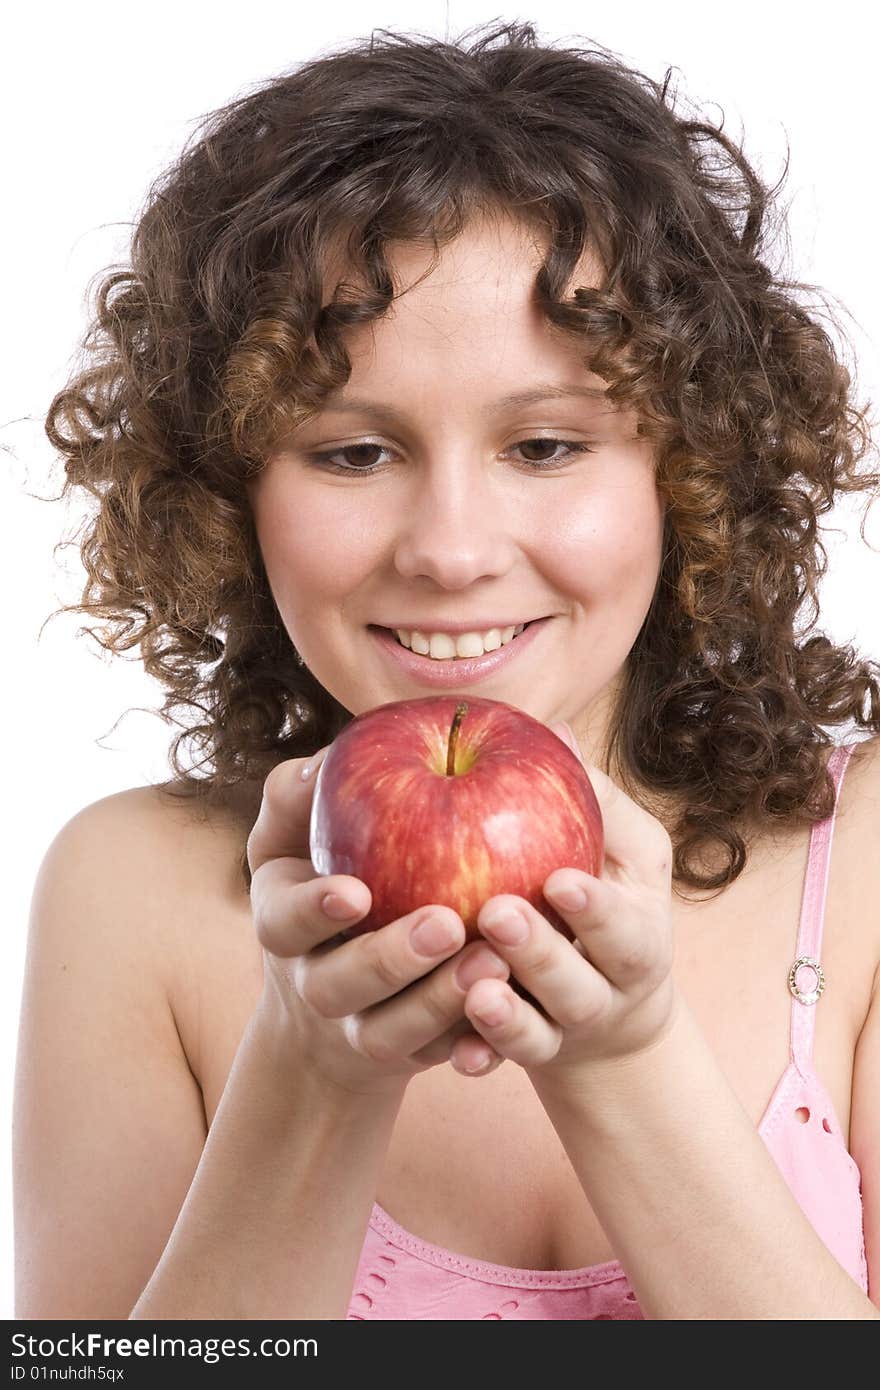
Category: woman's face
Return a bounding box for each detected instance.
[247,215,664,754]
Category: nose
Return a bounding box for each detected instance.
[391,457,516,590]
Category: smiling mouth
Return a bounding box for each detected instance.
[372,620,539,661]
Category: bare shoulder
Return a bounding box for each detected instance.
[833,734,880,863]
[55,777,256,857]
[133,779,259,893]
[17,781,259,1317]
[838,732,880,804]
[17,775,280,1316]
[839,736,880,1307]
[116,782,265,1082]
[51,779,257,950]
[830,734,880,990]
[80,775,264,886]
[51,781,263,1069]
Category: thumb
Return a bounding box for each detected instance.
[247,743,332,874]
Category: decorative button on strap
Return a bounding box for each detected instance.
[788,955,825,1006]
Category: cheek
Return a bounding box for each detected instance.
[252,480,374,600]
[541,478,664,606]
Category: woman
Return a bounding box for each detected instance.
[14,21,880,1319]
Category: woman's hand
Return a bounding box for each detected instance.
[246,746,510,1099]
[448,726,679,1084]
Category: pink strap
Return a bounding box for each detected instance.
[789,742,857,1073]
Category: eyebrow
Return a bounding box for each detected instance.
[316,383,610,423]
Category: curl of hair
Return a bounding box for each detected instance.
[44,19,880,896]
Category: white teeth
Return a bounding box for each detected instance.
[455,631,494,658]
[429,633,457,660]
[393,623,528,659]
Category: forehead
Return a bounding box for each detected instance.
[306,213,617,408]
[320,210,605,314]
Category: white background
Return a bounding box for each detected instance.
[3,0,879,1320]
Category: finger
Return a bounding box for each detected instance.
[247,744,332,873]
[294,905,467,1015]
[410,1014,474,1066]
[446,1029,507,1078]
[340,942,511,1065]
[489,875,671,997]
[251,860,373,957]
[478,894,614,1025]
[550,864,673,979]
[555,743,672,890]
[464,977,563,1068]
[411,1013,506,1075]
[294,906,508,1017]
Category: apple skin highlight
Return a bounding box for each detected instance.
[308,695,604,942]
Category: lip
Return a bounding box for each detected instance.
[368,617,552,688]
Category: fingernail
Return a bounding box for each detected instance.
[321,892,361,920]
[471,995,511,1027]
[546,877,588,912]
[481,910,529,945]
[462,1050,494,1075]
[411,915,461,956]
[454,947,508,991]
[301,745,330,780]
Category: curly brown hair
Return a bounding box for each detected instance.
[43,19,880,897]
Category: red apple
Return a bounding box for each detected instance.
[309,695,603,942]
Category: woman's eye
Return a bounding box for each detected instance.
[514,438,591,464]
[509,437,598,467]
[305,437,595,475]
[317,442,387,470]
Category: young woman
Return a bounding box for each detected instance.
[14,22,880,1319]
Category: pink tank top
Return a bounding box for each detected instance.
[347,742,868,1319]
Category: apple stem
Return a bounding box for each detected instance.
[446,703,469,776]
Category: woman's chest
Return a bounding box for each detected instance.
[367,824,870,1270]
[178,809,874,1273]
